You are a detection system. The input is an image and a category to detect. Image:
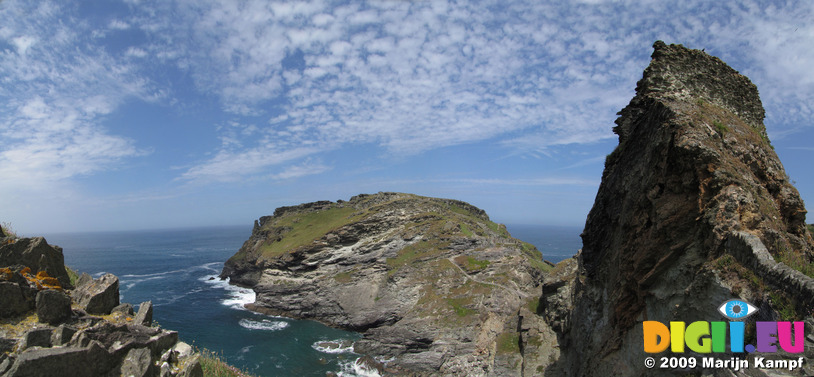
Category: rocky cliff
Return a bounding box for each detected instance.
[1,234,202,377]
[548,41,814,376]
[221,192,559,375]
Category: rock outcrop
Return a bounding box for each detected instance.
[221,192,557,375]
[0,237,72,289]
[548,41,814,376]
[71,273,120,315]
[0,235,202,377]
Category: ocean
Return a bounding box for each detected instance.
[42,224,580,377]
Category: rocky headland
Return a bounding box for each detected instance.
[545,41,814,376]
[220,192,558,375]
[0,233,203,377]
[222,41,814,377]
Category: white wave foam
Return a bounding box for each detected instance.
[238,318,289,331]
[311,340,355,354]
[202,275,256,310]
[337,357,383,377]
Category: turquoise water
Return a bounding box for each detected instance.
[42,224,581,376]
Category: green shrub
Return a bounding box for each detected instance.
[713,120,728,134]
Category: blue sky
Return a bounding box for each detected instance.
[2,0,813,234]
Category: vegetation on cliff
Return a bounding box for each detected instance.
[221,192,557,375]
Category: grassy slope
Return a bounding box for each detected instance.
[241,193,550,327]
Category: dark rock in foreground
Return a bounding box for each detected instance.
[548,41,814,376]
[0,235,202,377]
[0,237,72,289]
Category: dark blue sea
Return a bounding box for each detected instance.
[42,224,580,377]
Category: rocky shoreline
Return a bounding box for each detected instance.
[1,234,202,377]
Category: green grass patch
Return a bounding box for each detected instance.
[520,242,551,272]
[447,298,476,317]
[199,348,255,377]
[713,120,728,134]
[484,221,510,238]
[496,332,520,354]
[386,239,450,270]
[333,270,354,284]
[453,255,490,272]
[776,244,814,278]
[66,266,79,287]
[714,254,735,270]
[527,297,541,314]
[459,223,474,237]
[768,292,797,321]
[258,206,360,260]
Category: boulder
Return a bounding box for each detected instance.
[35,289,72,325]
[4,340,111,377]
[20,328,52,350]
[71,273,119,314]
[0,337,16,354]
[171,341,193,359]
[119,347,157,377]
[51,325,77,346]
[74,272,92,288]
[71,322,178,361]
[0,356,11,376]
[0,237,72,288]
[134,301,153,326]
[0,282,30,318]
[177,353,203,377]
[113,303,135,316]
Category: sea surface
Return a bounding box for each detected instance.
[42,224,580,377]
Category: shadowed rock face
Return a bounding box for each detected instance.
[221,192,558,375]
[552,41,814,376]
[0,237,72,289]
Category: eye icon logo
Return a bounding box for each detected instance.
[718,299,758,320]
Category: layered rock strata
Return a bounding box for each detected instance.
[222,192,557,375]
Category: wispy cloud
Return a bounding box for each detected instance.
[4,0,814,188]
[0,1,155,192]
[121,0,812,183]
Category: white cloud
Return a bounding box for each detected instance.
[6,0,813,187]
[0,1,151,192]
[125,47,148,58]
[11,35,36,54]
[108,19,131,30]
[270,160,330,180]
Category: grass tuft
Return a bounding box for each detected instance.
[1,221,18,238]
[198,348,256,377]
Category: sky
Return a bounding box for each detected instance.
[1,0,813,234]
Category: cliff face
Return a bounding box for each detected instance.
[221,192,558,375]
[553,41,814,376]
